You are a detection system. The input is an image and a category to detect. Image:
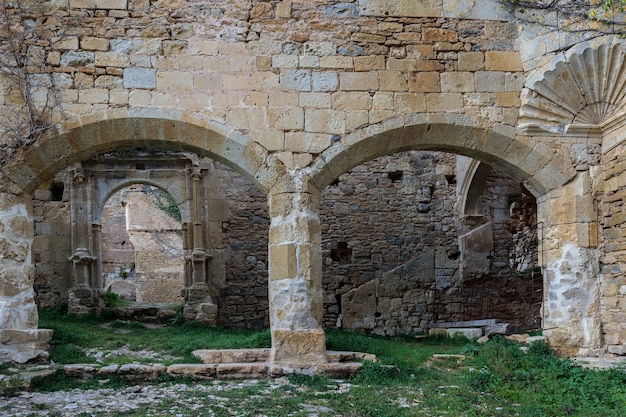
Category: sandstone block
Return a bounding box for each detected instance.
[167,364,217,380]
[395,93,426,112]
[380,71,408,91]
[188,40,218,56]
[305,109,345,134]
[485,51,523,72]
[458,51,484,71]
[79,89,109,104]
[70,0,128,8]
[156,71,193,90]
[448,328,482,339]
[51,37,79,50]
[427,92,463,111]
[409,72,440,92]
[441,72,475,92]
[95,52,130,67]
[354,55,385,71]
[358,0,440,17]
[475,71,505,92]
[332,92,371,110]
[340,72,378,91]
[80,37,109,51]
[269,244,297,280]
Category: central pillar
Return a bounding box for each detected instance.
[182,166,216,323]
[67,164,103,315]
[538,171,602,356]
[268,175,327,367]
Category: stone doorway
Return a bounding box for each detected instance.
[101,185,184,304]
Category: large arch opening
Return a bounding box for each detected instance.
[320,150,542,336]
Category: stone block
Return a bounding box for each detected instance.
[458,51,484,71]
[427,92,463,111]
[358,0,440,17]
[409,72,440,92]
[281,70,311,91]
[167,364,217,380]
[441,72,475,92]
[475,71,505,92]
[70,0,127,8]
[354,55,385,71]
[269,244,297,280]
[380,71,408,91]
[123,68,156,89]
[448,328,483,339]
[332,92,371,110]
[52,37,79,50]
[340,72,378,91]
[428,328,448,337]
[60,51,95,67]
[80,37,109,51]
[394,93,426,112]
[312,71,338,92]
[95,52,130,67]
[485,51,523,72]
[156,71,193,90]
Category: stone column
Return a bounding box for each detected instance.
[267,175,327,367]
[538,171,602,356]
[0,191,53,363]
[182,167,216,323]
[68,164,103,315]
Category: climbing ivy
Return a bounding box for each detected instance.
[151,189,182,223]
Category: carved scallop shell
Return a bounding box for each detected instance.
[520,43,626,132]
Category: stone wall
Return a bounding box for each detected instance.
[599,143,626,354]
[32,174,72,309]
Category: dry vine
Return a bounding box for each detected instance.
[0,0,58,168]
[500,0,626,38]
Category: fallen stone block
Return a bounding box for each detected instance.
[448,328,482,339]
[485,323,515,336]
[429,328,449,337]
[526,335,548,345]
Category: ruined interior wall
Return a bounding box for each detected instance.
[458,170,542,330]
[110,186,184,303]
[599,143,626,352]
[101,187,135,276]
[321,151,541,335]
[214,162,270,329]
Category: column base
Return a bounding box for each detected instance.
[0,329,54,364]
[68,287,105,315]
[270,329,327,365]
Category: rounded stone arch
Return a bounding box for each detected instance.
[310,114,576,197]
[2,107,286,196]
[96,180,189,225]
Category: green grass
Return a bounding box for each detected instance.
[24,311,626,416]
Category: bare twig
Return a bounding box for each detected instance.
[0,0,58,167]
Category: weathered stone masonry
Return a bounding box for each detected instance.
[0,0,623,365]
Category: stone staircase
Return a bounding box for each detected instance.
[166,348,376,379]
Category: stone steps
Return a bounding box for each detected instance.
[2,349,377,386]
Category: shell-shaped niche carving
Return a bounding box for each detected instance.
[520,43,626,132]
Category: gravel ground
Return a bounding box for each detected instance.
[0,378,351,417]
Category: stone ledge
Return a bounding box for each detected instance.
[46,349,378,381]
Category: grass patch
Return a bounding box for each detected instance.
[27,310,626,416]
